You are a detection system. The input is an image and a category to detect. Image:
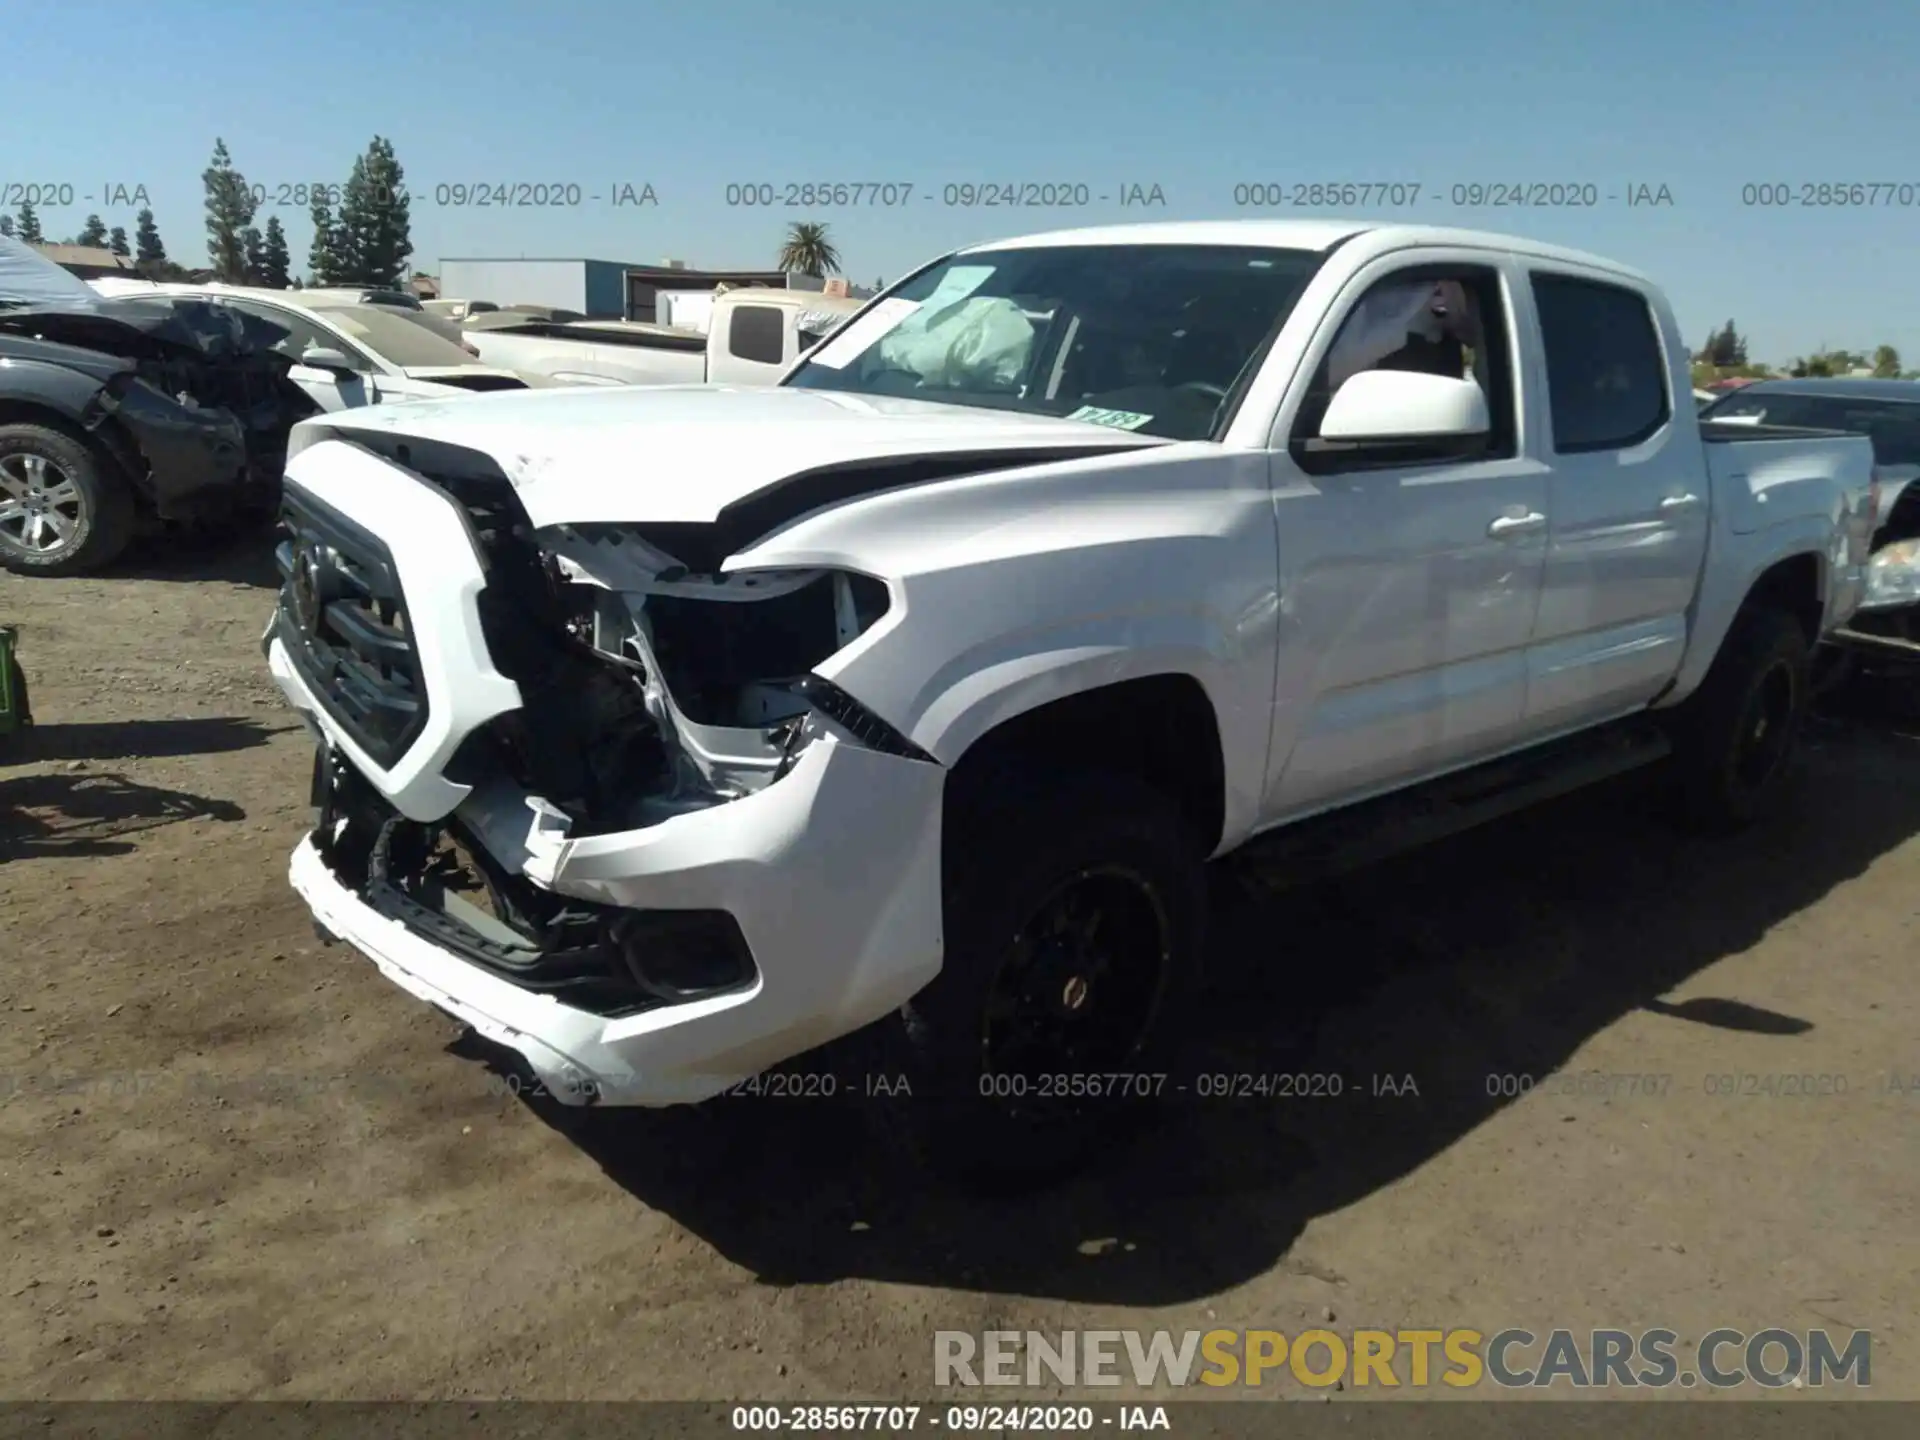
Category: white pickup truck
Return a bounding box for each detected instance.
[465,289,864,388]
[264,219,1879,1183]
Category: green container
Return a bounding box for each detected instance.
[0,626,28,738]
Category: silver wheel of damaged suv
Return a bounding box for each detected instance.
[0,452,84,559]
[0,424,136,577]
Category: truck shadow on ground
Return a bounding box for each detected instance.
[115,526,282,588]
[17,716,284,763]
[500,711,1920,1306]
[0,771,246,860]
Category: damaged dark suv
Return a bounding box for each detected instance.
[0,291,320,576]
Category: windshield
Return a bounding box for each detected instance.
[784,243,1325,441]
[1704,390,1920,465]
[323,303,485,368]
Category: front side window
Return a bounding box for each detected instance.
[1294,264,1518,463]
[1531,273,1670,452]
[786,243,1326,442]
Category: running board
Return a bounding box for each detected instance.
[1231,720,1671,894]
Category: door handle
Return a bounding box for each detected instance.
[1660,493,1702,511]
[1488,512,1547,538]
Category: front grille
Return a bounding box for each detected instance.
[275,489,428,769]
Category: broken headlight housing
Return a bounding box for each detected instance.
[478,523,928,837]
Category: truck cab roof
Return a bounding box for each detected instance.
[965,218,1653,284]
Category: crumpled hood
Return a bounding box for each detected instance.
[286,383,1167,528]
[0,294,289,363]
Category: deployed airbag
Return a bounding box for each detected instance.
[875,295,1034,391]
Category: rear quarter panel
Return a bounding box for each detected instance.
[1664,429,1877,702]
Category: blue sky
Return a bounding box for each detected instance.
[7,0,1919,364]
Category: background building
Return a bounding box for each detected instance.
[31,243,138,279]
[435,257,873,321]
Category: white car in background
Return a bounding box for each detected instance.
[87,280,536,410]
[422,298,501,322]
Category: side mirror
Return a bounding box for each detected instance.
[297,345,358,376]
[1316,369,1489,446]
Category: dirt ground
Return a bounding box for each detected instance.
[1,534,1916,1404]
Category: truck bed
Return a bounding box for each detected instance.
[479,320,707,353]
[1699,419,1857,443]
[1701,423,1876,531]
[467,323,709,386]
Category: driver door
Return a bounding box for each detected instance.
[1261,255,1551,820]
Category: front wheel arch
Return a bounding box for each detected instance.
[940,671,1228,858]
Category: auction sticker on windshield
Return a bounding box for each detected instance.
[804,297,923,369]
[1066,405,1156,430]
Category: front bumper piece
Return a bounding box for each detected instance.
[284,712,944,1105]
[1829,607,1920,669]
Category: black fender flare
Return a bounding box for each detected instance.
[0,356,124,425]
[0,361,148,496]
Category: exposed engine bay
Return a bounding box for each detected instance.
[334,436,918,842]
[280,434,940,1017]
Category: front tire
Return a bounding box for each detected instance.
[1668,604,1810,831]
[0,424,136,577]
[882,771,1208,1189]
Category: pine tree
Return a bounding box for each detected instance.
[1704,320,1749,368]
[308,197,343,285]
[15,201,43,244]
[202,138,258,282]
[108,226,130,257]
[76,213,109,246]
[335,138,414,287]
[260,216,292,288]
[242,225,267,282]
[134,207,167,263]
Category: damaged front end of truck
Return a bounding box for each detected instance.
[277,434,941,1025]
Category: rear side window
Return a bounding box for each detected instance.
[1531,274,1670,452]
[728,304,785,365]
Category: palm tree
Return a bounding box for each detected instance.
[778,221,840,278]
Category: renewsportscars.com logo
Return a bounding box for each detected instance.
[933,1327,1872,1390]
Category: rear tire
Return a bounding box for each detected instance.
[1667,604,1810,831]
[0,423,136,576]
[878,770,1208,1191]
